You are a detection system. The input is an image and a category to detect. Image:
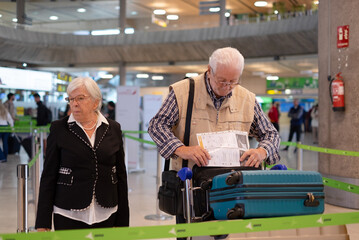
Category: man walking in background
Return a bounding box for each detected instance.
[33,93,50,126]
[283,99,303,152]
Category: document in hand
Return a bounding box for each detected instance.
[197,130,249,167]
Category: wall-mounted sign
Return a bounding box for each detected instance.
[337,25,349,48]
[0,67,52,91]
[57,72,73,82]
[151,14,167,28]
[266,77,318,90]
[57,84,67,92]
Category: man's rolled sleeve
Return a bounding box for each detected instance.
[148,90,183,159]
[249,100,281,165]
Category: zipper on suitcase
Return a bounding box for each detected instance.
[210,193,324,204]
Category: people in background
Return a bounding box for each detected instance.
[311,104,319,144]
[64,104,71,117]
[33,93,49,126]
[35,77,129,231]
[283,99,303,152]
[4,93,17,121]
[268,101,280,132]
[105,101,116,120]
[148,47,280,232]
[0,102,14,163]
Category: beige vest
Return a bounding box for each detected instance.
[170,73,256,171]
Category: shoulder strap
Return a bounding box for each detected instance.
[164,78,195,171]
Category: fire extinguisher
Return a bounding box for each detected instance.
[329,72,345,111]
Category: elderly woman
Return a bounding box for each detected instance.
[35,77,129,231]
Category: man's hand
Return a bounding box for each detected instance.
[240,148,267,168]
[174,146,211,167]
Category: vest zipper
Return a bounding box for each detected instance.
[216,110,219,124]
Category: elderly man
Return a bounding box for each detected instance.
[148,47,280,232]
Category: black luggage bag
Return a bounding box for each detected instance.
[8,134,21,154]
[21,137,32,159]
[191,165,261,220]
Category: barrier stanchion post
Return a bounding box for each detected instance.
[17,164,29,233]
[29,129,37,207]
[123,135,128,174]
[297,141,303,170]
[144,152,172,221]
[33,131,41,214]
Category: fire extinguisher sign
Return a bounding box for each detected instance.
[337,25,349,48]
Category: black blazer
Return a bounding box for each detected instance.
[35,116,129,229]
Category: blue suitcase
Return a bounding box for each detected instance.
[208,170,325,220]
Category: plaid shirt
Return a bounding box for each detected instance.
[148,74,280,165]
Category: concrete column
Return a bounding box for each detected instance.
[16,0,25,27]
[219,0,226,26]
[119,61,126,86]
[318,0,359,209]
[119,0,126,33]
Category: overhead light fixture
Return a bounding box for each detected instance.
[136,73,149,79]
[131,11,138,15]
[209,7,220,12]
[185,73,199,78]
[252,71,264,76]
[167,15,179,20]
[101,74,113,79]
[274,10,279,14]
[77,8,86,13]
[0,14,2,18]
[12,18,18,22]
[73,30,90,35]
[124,28,135,34]
[225,12,230,17]
[49,16,58,20]
[152,76,164,81]
[115,6,120,10]
[254,1,268,7]
[284,89,291,94]
[91,29,120,35]
[22,63,27,67]
[153,9,166,15]
[314,1,319,5]
[266,75,279,81]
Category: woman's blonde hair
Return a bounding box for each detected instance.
[0,102,8,119]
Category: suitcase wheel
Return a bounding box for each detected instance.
[225,171,242,185]
[200,179,213,190]
[227,205,244,219]
[201,208,215,221]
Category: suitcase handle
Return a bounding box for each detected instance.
[225,171,243,185]
[304,193,320,207]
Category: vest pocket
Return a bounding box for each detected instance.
[57,167,73,186]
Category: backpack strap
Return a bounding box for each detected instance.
[164,77,195,171]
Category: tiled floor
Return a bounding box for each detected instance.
[0,122,358,239]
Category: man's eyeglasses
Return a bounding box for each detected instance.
[210,66,240,87]
[217,81,240,87]
[65,95,89,104]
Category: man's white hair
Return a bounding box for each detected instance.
[67,77,102,112]
[209,47,245,75]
